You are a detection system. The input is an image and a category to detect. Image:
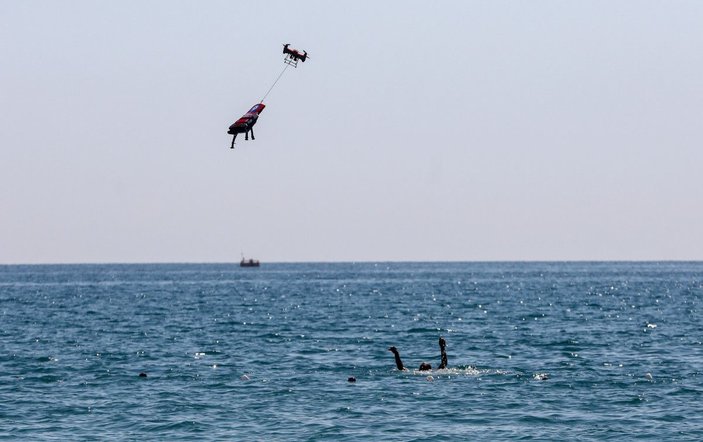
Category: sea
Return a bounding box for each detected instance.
[1,262,702,441]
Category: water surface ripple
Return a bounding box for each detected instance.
[1,262,701,440]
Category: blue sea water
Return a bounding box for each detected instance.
[1,262,702,440]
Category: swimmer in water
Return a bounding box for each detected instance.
[389,346,432,371]
[438,336,448,369]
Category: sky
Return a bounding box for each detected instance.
[1,0,702,264]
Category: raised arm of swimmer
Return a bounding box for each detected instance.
[438,336,448,369]
[388,346,407,371]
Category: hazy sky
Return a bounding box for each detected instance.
[1,1,702,263]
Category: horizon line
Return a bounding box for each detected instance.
[1,259,701,266]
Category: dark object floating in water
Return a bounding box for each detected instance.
[348,377,356,383]
[139,372,147,378]
[240,258,260,268]
[533,373,549,381]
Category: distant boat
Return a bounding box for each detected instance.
[240,258,260,267]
